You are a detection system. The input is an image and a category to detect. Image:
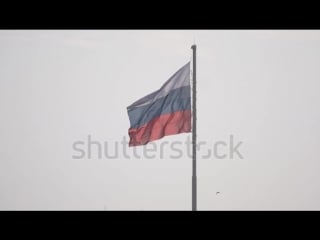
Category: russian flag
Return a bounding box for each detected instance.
[127,62,191,147]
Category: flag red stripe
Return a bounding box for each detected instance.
[128,110,191,147]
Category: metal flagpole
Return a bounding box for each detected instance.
[191,44,197,211]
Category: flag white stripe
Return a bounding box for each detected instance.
[127,62,190,110]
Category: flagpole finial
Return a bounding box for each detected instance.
[191,44,196,49]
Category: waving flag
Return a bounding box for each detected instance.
[127,62,191,146]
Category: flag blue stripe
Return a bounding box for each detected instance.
[127,85,191,129]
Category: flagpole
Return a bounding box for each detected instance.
[191,44,197,211]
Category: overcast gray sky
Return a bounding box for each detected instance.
[1,30,320,210]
